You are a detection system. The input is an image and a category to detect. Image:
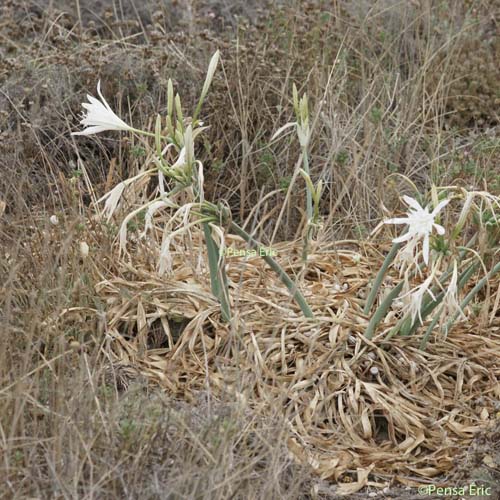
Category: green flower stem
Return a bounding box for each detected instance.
[419,310,444,350]
[417,259,479,348]
[424,236,478,298]
[399,242,479,337]
[457,261,480,289]
[363,235,477,340]
[383,318,404,343]
[302,148,313,224]
[363,242,402,315]
[227,220,314,319]
[301,149,313,263]
[131,128,169,140]
[193,97,207,125]
[302,225,313,262]
[400,261,479,337]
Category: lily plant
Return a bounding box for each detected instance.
[71,58,500,345]
[72,51,314,321]
[364,185,500,348]
[272,84,322,262]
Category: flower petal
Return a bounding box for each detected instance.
[393,232,414,243]
[402,196,423,211]
[431,198,450,216]
[86,95,104,108]
[422,234,429,265]
[72,126,109,136]
[271,122,297,141]
[385,217,410,225]
[433,223,446,235]
[96,80,114,113]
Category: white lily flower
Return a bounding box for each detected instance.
[196,161,205,203]
[183,125,194,167]
[271,120,310,148]
[99,181,126,222]
[440,261,467,328]
[157,204,195,276]
[158,170,166,195]
[400,273,436,326]
[72,81,133,136]
[385,195,450,265]
[395,237,420,272]
[199,50,220,105]
[140,200,174,239]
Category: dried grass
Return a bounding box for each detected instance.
[62,221,500,489]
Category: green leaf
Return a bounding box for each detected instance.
[203,223,231,322]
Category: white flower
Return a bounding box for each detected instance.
[72,81,133,136]
[159,234,173,276]
[394,237,420,274]
[400,274,436,326]
[49,215,59,225]
[385,195,449,265]
[440,261,467,328]
[271,85,310,148]
[139,200,175,239]
[271,120,310,148]
[98,181,126,222]
[199,50,220,105]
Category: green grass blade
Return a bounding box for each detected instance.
[444,261,500,334]
[203,222,231,322]
[363,242,401,315]
[365,281,404,339]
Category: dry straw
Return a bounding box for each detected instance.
[70,53,500,489]
[83,231,500,486]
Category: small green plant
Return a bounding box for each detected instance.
[335,150,349,167]
[279,175,293,191]
[119,418,138,441]
[370,106,383,124]
[13,450,24,465]
[131,146,146,158]
[354,224,368,239]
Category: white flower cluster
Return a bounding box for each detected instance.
[385,195,464,329]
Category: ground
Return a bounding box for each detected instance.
[1,1,499,498]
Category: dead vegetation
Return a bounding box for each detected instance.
[1,1,499,499]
